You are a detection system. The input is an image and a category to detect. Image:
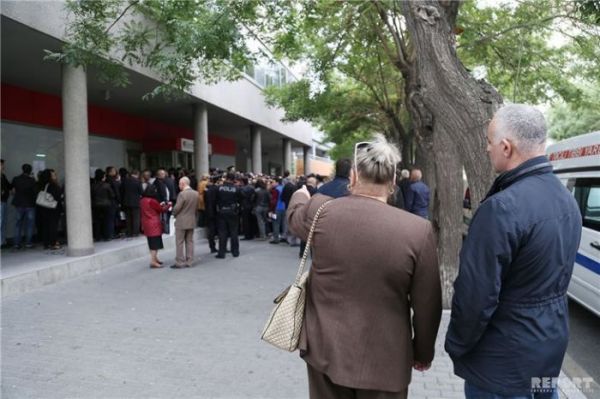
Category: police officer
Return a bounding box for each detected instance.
[215,173,242,259]
[204,176,220,254]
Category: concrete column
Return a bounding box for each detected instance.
[283,138,292,174]
[251,126,262,174]
[62,64,94,257]
[193,103,209,176]
[303,146,311,175]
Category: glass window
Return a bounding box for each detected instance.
[574,178,600,232]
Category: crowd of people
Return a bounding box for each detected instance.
[0,103,582,399]
[0,157,432,263]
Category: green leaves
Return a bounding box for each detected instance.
[457,0,599,106]
[48,0,258,99]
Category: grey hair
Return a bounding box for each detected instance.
[492,104,547,153]
[401,169,410,179]
[355,134,401,184]
[179,176,190,186]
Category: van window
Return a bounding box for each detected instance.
[574,178,600,232]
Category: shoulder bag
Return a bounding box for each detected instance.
[261,199,330,351]
[36,184,58,209]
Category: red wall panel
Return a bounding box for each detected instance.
[1,83,236,156]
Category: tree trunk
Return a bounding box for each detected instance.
[402,0,502,211]
[414,129,436,197]
[431,129,463,308]
[400,133,412,167]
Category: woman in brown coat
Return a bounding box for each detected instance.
[287,134,442,399]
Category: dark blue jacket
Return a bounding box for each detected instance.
[408,181,430,218]
[445,156,582,396]
[317,177,349,199]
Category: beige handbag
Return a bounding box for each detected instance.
[261,200,330,351]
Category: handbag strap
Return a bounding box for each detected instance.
[293,200,331,285]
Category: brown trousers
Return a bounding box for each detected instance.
[175,228,194,266]
[307,364,408,399]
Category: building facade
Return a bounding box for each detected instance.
[1,1,332,256]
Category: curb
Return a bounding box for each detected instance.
[1,229,205,297]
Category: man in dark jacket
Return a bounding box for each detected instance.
[11,163,37,249]
[153,169,173,235]
[445,104,582,398]
[406,169,430,219]
[204,176,220,253]
[1,159,11,247]
[215,173,243,258]
[317,158,351,198]
[239,177,256,240]
[120,169,143,237]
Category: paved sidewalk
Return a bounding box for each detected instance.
[1,239,586,398]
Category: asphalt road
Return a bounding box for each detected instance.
[564,300,600,399]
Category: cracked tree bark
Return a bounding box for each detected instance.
[402,0,502,208]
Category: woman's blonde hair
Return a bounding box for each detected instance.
[355,134,401,184]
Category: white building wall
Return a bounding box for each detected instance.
[1,1,316,146]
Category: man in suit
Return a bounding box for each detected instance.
[170,177,198,269]
[120,169,143,237]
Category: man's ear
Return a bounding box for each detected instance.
[501,138,513,159]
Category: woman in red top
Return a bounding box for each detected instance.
[140,185,170,268]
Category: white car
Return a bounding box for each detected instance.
[547,131,600,316]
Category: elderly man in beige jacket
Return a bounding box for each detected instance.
[170,177,198,269]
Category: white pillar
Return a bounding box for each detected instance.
[62,64,94,257]
[283,138,292,174]
[251,126,262,174]
[193,103,209,176]
[303,146,311,175]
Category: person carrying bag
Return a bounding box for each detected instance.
[261,200,330,352]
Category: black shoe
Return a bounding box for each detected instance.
[215,254,225,259]
[210,249,218,254]
[170,265,186,269]
[269,240,280,244]
[232,253,240,258]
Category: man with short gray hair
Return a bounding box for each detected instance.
[170,177,198,269]
[445,104,582,398]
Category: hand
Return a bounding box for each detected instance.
[413,361,431,372]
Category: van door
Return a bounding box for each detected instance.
[571,178,600,316]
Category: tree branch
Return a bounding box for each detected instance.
[105,0,140,35]
[371,1,409,72]
[458,13,582,49]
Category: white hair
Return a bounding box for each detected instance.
[179,176,190,186]
[492,104,547,153]
[355,134,401,184]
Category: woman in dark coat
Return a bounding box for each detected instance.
[91,169,115,241]
[37,169,63,250]
[140,185,170,268]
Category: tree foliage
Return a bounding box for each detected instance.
[457,0,600,106]
[263,1,411,162]
[46,0,260,99]
[548,83,600,140]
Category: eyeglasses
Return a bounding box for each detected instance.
[354,142,370,172]
[353,141,397,183]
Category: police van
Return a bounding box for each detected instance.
[547,131,600,316]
